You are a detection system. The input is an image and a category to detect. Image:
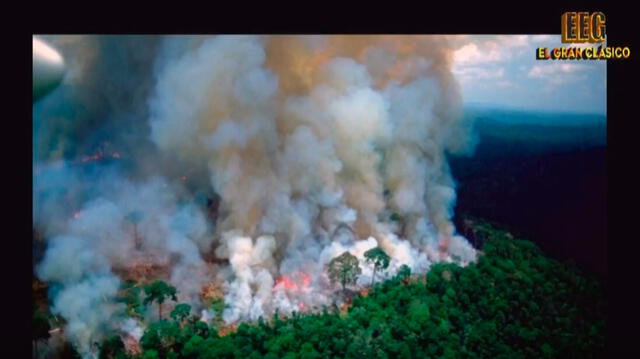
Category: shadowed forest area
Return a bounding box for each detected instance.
[452,107,606,279]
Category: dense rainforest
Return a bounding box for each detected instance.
[451,107,606,278]
[33,219,606,359]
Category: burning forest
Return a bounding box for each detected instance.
[33,35,481,358]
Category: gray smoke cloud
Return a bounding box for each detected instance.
[34,35,476,358]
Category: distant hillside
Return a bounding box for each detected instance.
[451,107,606,277]
[464,106,606,155]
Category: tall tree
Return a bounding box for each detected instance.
[140,320,181,357]
[170,303,192,327]
[364,247,391,286]
[328,251,362,294]
[143,280,178,320]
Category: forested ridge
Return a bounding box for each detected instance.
[34,220,606,359]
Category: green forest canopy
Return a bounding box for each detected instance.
[35,220,605,359]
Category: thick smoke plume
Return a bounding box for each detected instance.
[33,35,476,358]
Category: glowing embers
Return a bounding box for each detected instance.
[359,288,370,298]
[114,259,172,283]
[201,282,224,302]
[218,323,239,337]
[80,151,121,163]
[122,333,142,356]
[273,271,312,292]
[77,142,122,164]
[273,271,313,312]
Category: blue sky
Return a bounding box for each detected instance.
[451,35,606,115]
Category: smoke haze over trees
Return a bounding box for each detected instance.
[33,35,480,357]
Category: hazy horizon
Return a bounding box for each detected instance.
[454,35,606,116]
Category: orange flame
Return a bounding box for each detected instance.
[79,146,122,164]
[301,272,311,286]
[274,275,298,290]
[218,323,238,337]
[273,271,311,292]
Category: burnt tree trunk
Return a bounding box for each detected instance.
[371,268,377,286]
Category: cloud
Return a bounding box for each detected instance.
[452,36,518,87]
[528,63,587,78]
[449,35,605,114]
[527,63,598,92]
[531,35,553,42]
[453,66,505,83]
[452,35,532,66]
[454,43,503,65]
[498,35,530,47]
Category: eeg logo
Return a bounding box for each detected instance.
[561,12,606,43]
[536,11,630,60]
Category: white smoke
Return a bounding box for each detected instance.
[35,167,215,358]
[34,35,477,356]
[120,317,143,342]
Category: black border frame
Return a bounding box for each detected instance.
[13,5,635,357]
